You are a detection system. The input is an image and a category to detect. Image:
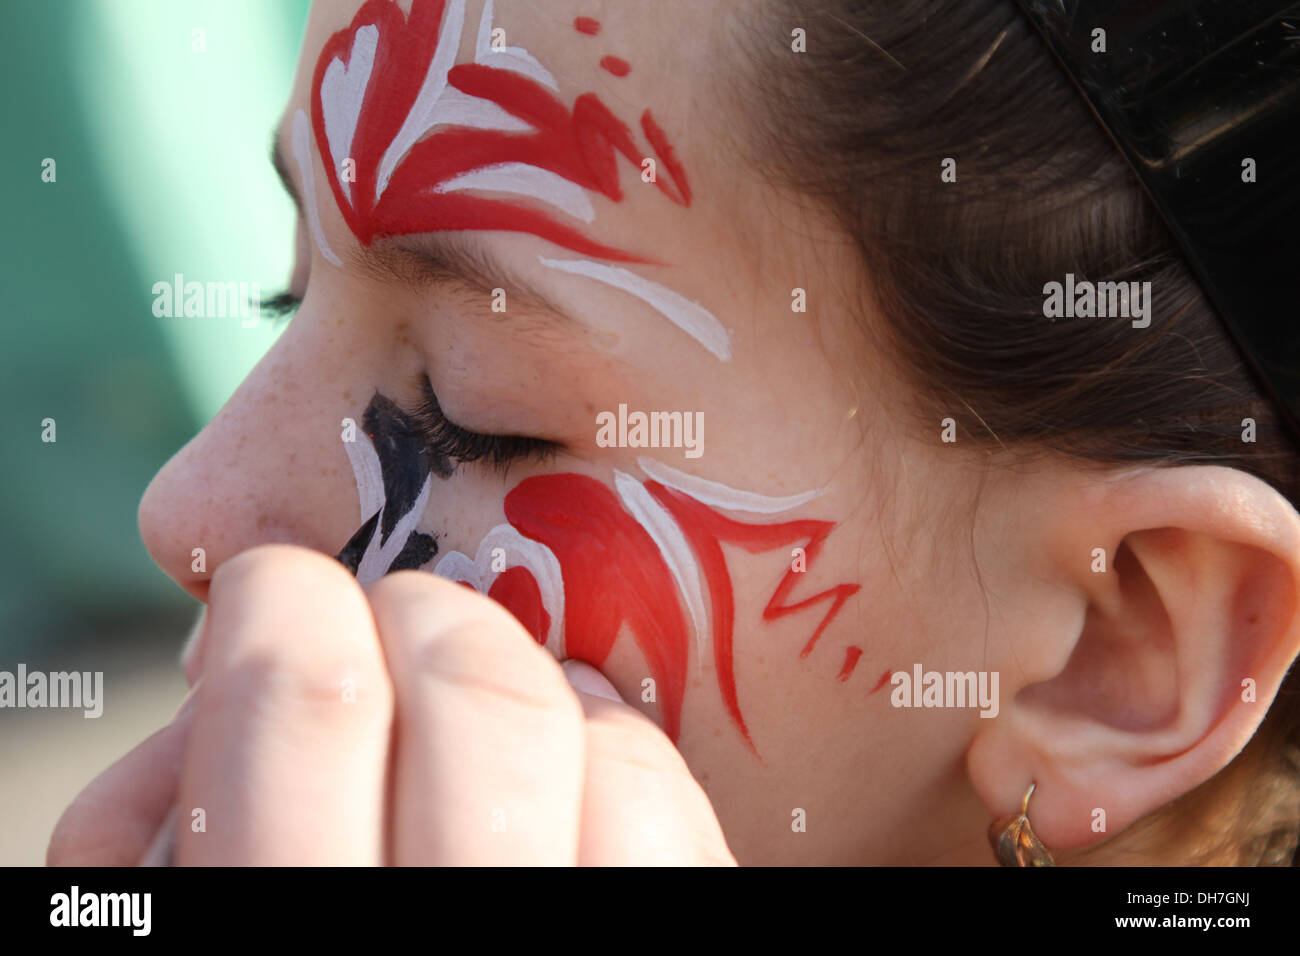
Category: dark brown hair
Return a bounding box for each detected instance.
[736,0,1300,864]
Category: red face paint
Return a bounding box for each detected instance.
[642,110,691,205]
[574,16,601,36]
[600,55,631,77]
[487,565,550,646]
[504,474,691,742]
[838,645,863,682]
[644,481,862,753]
[440,470,863,753]
[311,0,691,260]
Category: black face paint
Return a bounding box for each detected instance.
[366,392,451,542]
[334,391,445,577]
[387,527,437,572]
[336,511,381,576]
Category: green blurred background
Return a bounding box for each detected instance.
[1,0,311,864]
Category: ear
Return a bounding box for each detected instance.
[967,464,1300,855]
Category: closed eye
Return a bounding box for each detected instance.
[406,375,562,475]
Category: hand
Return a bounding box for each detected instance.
[47,544,736,865]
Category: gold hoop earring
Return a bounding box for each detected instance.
[988,781,1055,867]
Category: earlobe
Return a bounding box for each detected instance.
[967,464,1300,857]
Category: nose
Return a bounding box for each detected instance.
[138,314,369,603]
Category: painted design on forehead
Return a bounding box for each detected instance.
[335,392,442,584]
[302,0,731,361]
[599,56,631,77]
[309,0,690,259]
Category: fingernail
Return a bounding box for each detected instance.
[562,659,623,702]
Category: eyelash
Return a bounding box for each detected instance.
[260,289,303,322]
[261,285,556,472]
[407,376,562,474]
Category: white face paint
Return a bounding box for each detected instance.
[318,23,378,206]
[291,109,342,267]
[614,470,709,668]
[433,163,597,223]
[538,257,733,361]
[373,0,541,199]
[341,431,432,585]
[473,0,558,90]
[431,524,566,657]
[636,456,826,513]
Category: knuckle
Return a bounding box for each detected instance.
[424,630,577,718]
[370,572,571,719]
[208,643,392,716]
[413,623,580,725]
[368,569,515,632]
[213,543,354,596]
[203,545,387,714]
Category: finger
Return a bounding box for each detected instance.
[176,544,393,865]
[46,690,197,866]
[367,572,586,865]
[562,662,736,866]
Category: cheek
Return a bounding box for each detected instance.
[334,391,869,759]
[428,472,693,737]
[438,471,866,755]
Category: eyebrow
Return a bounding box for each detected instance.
[359,232,573,319]
[271,124,579,323]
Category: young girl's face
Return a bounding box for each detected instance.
[137,0,980,863]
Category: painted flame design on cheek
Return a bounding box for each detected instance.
[642,480,863,749]
[444,469,862,754]
[500,473,694,741]
[336,396,863,755]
